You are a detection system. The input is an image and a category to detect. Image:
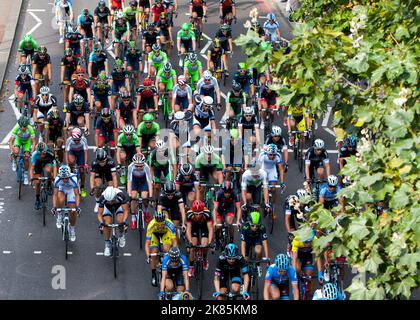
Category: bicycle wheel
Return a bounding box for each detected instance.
[138,208,143,250]
[195,261,203,300]
[163,97,169,127]
[269,201,276,234]
[41,188,47,226]
[17,164,23,200]
[63,219,69,260]
[298,138,304,173]
[112,236,118,279]
[293,136,298,161]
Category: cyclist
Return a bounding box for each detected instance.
[97,186,130,256]
[220,128,243,189]
[183,52,202,90]
[250,20,265,39]
[234,63,254,98]
[116,124,141,184]
[264,126,288,172]
[263,13,281,44]
[159,247,190,300]
[145,209,177,287]
[147,44,168,78]
[65,127,89,197]
[91,72,112,114]
[241,210,269,262]
[259,85,280,130]
[291,230,324,296]
[192,95,216,139]
[213,243,250,300]
[61,49,81,110]
[14,65,36,111]
[195,144,223,185]
[52,165,81,240]
[156,13,173,55]
[225,80,246,121]
[109,0,125,15]
[305,139,331,181]
[175,163,200,205]
[287,104,310,147]
[110,59,130,109]
[241,161,269,216]
[123,1,140,40]
[189,0,207,40]
[90,148,118,213]
[213,181,242,247]
[196,71,221,107]
[30,142,57,210]
[137,112,160,154]
[169,110,192,155]
[88,43,109,80]
[142,24,161,70]
[214,24,233,74]
[186,200,213,275]
[136,77,159,118]
[264,253,299,300]
[238,107,260,164]
[177,23,196,67]
[55,0,74,44]
[65,94,90,137]
[162,0,177,26]
[219,0,236,25]
[95,108,119,154]
[32,46,52,95]
[77,8,95,58]
[139,0,152,30]
[17,34,38,65]
[172,75,193,114]
[206,38,225,75]
[338,135,357,170]
[319,175,344,210]
[9,116,36,185]
[116,91,138,129]
[156,62,177,111]
[33,86,58,137]
[148,140,177,201]
[65,26,83,59]
[127,153,154,225]
[151,0,167,24]
[258,144,286,213]
[124,41,143,88]
[44,109,66,162]
[94,0,112,43]
[313,282,345,300]
[157,181,186,237]
[69,69,92,111]
[112,11,131,58]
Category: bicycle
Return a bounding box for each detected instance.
[213,53,229,87]
[190,17,202,49]
[247,255,270,300]
[135,196,146,250]
[298,273,318,300]
[55,208,78,260]
[324,260,346,297]
[215,222,239,253]
[15,149,25,200]
[149,251,163,287]
[260,107,280,138]
[159,91,171,127]
[218,292,243,300]
[290,126,308,173]
[308,179,327,202]
[32,177,50,226]
[199,183,220,213]
[186,244,213,300]
[266,184,285,234]
[104,210,126,279]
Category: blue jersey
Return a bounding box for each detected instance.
[265,265,298,285]
[161,254,189,273]
[319,184,342,203]
[263,21,280,34]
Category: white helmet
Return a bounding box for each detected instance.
[203,70,212,80]
[327,175,338,187]
[156,139,167,150]
[58,165,71,178]
[243,106,254,115]
[271,126,282,136]
[102,186,121,201]
[132,153,146,164]
[40,86,50,95]
[202,144,214,154]
[203,96,214,106]
[116,11,124,19]
[314,139,325,149]
[174,111,185,121]
[296,189,308,199]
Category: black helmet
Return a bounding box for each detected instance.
[179,163,193,175]
[221,181,234,192]
[232,80,242,92]
[95,148,108,161]
[164,181,176,194]
[38,46,47,54]
[168,247,181,262]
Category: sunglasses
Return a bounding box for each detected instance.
[135,164,144,168]
[245,114,252,117]
[41,94,49,97]
[73,138,81,142]
[145,121,152,124]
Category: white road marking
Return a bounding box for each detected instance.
[0,95,21,145]
[96,252,104,256]
[123,253,132,256]
[34,251,42,254]
[322,106,332,127]
[27,9,46,12]
[27,11,43,36]
[3,251,12,254]
[324,127,336,137]
[67,251,73,255]
[4,186,12,189]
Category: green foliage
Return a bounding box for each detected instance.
[236,0,419,299]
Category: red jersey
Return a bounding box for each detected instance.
[151,4,167,24]
[111,0,123,10]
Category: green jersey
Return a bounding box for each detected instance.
[117,133,140,148]
[137,122,160,138]
[177,30,195,41]
[184,60,202,75]
[156,68,176,82]
[147,148,176,168]
[148,51,168,66]
[195,152,223,170]
[227,90,247,106]
[113,19,130,34]
[123,7,139,21]
[12,124,35,141]
[18,39,38,53]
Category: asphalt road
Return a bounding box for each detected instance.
[0,0,347,300]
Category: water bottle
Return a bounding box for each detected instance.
[323,269,330,282]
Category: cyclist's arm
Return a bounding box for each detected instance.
[160,269,167,292]
[74,187,81,207]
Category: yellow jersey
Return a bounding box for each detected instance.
[291,236,317,253]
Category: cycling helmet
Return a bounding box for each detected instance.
[93,43,102,51]
[202,144,214,154]
[129,0,138,6]
[174,111,185,121]
[143,77,153,86]
[95,148,108,161]
[271,126,282,136]
[156,139,167,150]
[103,186,121,201]
[39,86,50,95]
[147,23,155,30]
[213,38,220,48]
[327,175,338,187]
[230,128,239,140]
[98,0,106,8]
[18,65,27,74]
[155,209,166,223]
[177,75,186,85]
[251,20,260,28]
[237,62,246,70]
[49,109,60,119]
[116,12,124,19]
[115,58,123,68]
[100,108,111,118]
[267,144,278,155]
[267,13,276,20]
[249,211,261,225]
[188,52,198,63]
[36,142,48,153]
[232,81,242,92]
[243,106,254,115]
[180,163,193,175]
[296,188,308,199]
[220,23,229,31]
[132,153,146,164]
[159,12,166,18]
[194,94,203,106]
[346,135,357,147]
[163,62,172,72]
[71,25,79,34]
[314,139,325,149]
[38,46,47,54]
[128,40,136,50]
[260,41,270,51]
[123,124,135,135]
[65,48,73,56]
[164,181,176,194]
[121,91,131,99]
[221,181,233,193]
[203,70,212,80]
[23,34,33,43]
[152,43,160,52]
[71,127,83,139]
[58,165,71,178]
[73,94,84,106]
[181,22,190,31]
[323,283,339,300]
[143,113,154,122]
[168,247,181,262]
[18,116,30,127]
[275,253,290,271]
[191,200,204,212]
[202,96,214,106]
[225,243,239,258]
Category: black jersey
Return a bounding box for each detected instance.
[91,156,117,175]
[98,190,129,213]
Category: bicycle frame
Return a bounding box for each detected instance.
[56,208,77,260]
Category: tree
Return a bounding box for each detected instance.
[235,0,419,299]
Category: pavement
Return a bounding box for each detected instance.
[0,0,350,300]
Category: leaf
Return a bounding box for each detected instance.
[371,65,387,84]
[347,279,367,300]
[344,52,369,73]
[392,278,417,299]
[348,217,370,240]
[359,173,383,187]
[390,185,409,209]
[395,25,410,40]
[391,138,414,154]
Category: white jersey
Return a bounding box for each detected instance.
[241,169,268,190]
[172,84,192,99]
[55,0,73,20]
[54,174,78,191]
[65,136,88,152]
[196,77,219,93]
[258,151,282,171]
[127,163,151,182]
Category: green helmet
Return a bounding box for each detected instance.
[97,72,107,82]
[238,62,246,70]
[115,58,123,67]
[260,41,270,51]
[18,116,30,127]
[181,23,190,31]
[249,211,261,225]
[129,40,136,49]
[230,128,239,140]
[23,34,33,43]
[143,113,154,122]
